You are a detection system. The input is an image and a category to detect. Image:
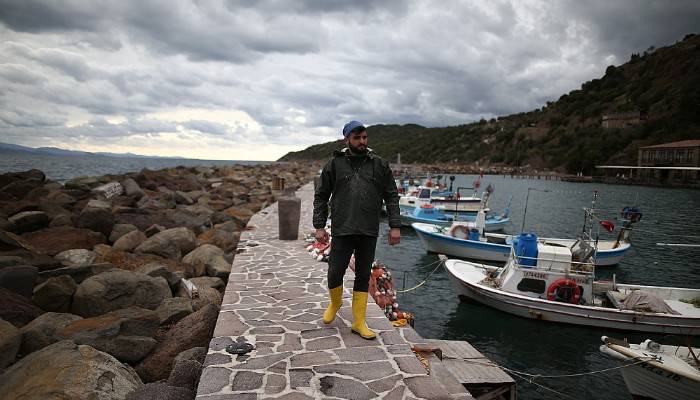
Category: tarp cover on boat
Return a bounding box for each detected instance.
[622,290,680,315]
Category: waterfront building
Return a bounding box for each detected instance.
[637,139,700,181]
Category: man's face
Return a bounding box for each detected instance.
[346,129,368,154]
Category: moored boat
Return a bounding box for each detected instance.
[398,185,486,214]
[599,336,700,400]
[442,199,700,335]
[413,222,632,266]
[400,203,510,232]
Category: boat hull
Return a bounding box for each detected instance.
[617,361,699,400]
[401,214,508,232]
[413,223,511,262]
[600,343,700,400]
[445,260,700,335]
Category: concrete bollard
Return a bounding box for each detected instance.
[278,195,301,240]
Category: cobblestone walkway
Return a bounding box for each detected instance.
[196,183,473,399]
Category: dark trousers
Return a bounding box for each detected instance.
[328,235,377,292]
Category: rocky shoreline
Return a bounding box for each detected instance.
[0,162,318,399]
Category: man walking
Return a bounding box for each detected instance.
[313,120,401,339]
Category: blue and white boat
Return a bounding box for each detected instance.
[413,209,633,266]
[400,201,510,232]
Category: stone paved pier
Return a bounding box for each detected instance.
[195,183,503,399]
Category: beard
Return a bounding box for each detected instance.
[347,142,368,154]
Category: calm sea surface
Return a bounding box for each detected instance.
[376,175,700,400]
[3,155,699,399]
[0,152,268,182]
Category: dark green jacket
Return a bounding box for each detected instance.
[313,148,401,237]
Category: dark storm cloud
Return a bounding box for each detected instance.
[561,1,700,59]
[0,0,105,32]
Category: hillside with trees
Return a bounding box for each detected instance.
[280,34,700,174]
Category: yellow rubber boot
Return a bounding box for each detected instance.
[350,291,376,339]
[322,286,344,324]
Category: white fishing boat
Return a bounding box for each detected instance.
[413,213,633,266]
[599,336,700,400]
[442,192,700,335]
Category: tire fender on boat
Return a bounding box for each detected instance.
[546,278,581,304]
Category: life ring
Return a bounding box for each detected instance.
[420,203,434,209]
[546,278,581,304]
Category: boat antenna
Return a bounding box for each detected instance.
[521,188,550,232]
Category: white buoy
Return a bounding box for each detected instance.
[316,254,324,261]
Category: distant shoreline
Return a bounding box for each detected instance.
[0,151,278,182]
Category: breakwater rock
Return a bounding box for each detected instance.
[0,162,317,399]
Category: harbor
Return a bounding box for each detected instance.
[377,174,700,399]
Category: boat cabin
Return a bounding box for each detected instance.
[495,235,596,305]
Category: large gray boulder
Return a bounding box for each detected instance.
[109,223,138,243]
[122,178,145,199]
[76,200,115,237]
[59,307,159,363]
[0,318,21,369]
[54,249,96,267]
[135,227,196,261]
[182,244,230,278]
[113,230,147,252]
[33,275,78,312]
[8,211,49,234]
[168,359,202,390]
[0,265,38,298]
[0,340,143,399]
[19,312,83,355]
[191,286,223,310]
[136,303,219,382]
[155,297,193,325]
[71,269,172,317]
[174,191,194,205]
[136,261,181,287]
[0,288,44,327]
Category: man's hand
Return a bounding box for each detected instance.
[388,228,400,245]
[315,228,329,243]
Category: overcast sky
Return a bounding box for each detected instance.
[0,1,698,160]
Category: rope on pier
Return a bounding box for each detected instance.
[446,356,654,400]
[448,355,652,379]
[395,259,445,294]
